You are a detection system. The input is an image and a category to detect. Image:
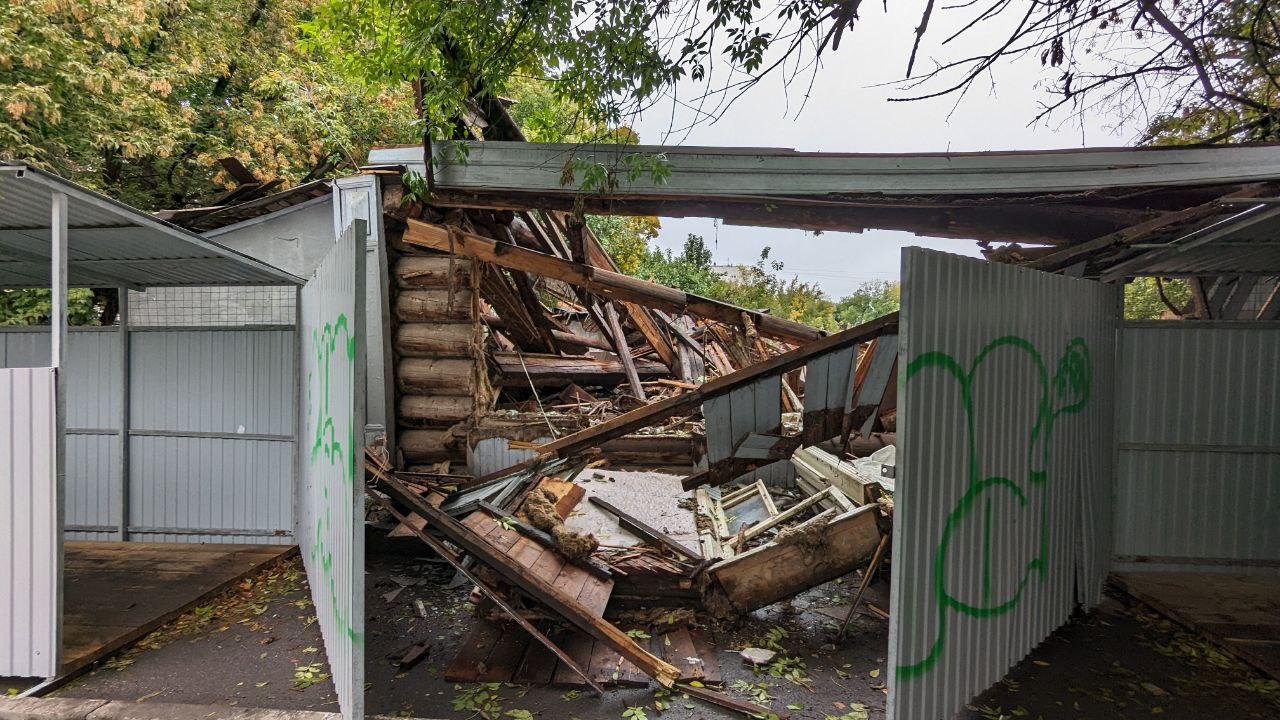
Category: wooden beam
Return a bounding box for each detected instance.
[473,312,897,483]
[1029,184,1271,272]
[603,303,646,400]
[493,352,668,386]
[366,488,606,695]
[375,471,682,686]
[403,219,823,345]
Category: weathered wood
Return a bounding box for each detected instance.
[603,303,646,399]
[396,357,476,395]
[588,496,701,562]
[493,352,668,387]
[839,534,890,638]
[368,487,605,694]
[708,506,881,614]
[474,312,898,483]
[395,255,473,288]
[399,428,462,462]
[394,323,475,357]
[403,219,823,344]
[376,471,682,686]
[399,395,473,424]
[395,289,473,322]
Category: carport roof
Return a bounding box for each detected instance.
[0,164,303,289]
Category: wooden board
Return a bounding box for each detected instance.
[1114,572,1280,681]
[60,542,295,676]
[709,506,881,613]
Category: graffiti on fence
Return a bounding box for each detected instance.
[306,312,361,643]
[895,336,1091,679]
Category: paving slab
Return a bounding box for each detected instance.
[0,698,108,720]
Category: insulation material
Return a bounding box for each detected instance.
[889,249,1117,720]
[299,221,366,719]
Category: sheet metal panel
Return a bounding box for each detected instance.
[299,222,366,719]
[2,327,294,543]
[1114,322,1280,573]
[890,249,1117,720]
[468,436,544,478]
[0,367,59,677]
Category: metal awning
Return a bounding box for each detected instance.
[0,164,303,289]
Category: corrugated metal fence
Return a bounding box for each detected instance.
[0,367,59,678]
[889,249,1118,720]
[0,325,295,544]
[299,221,366,719]
[1114,321,1280,574]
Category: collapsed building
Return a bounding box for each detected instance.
[4,133,1279,720]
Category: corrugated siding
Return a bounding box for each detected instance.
[889,249,1117,720]
[1114,322,1280,574]
[299,224,365,719]
[468,436,544,478]
[0,367,59,677]
[702,376,795,488]
[2,327,294,543]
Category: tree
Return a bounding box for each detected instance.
[835,281,901,328]
[1124,277,1193,319]
[0,0,417,211]
[0,289,99,326]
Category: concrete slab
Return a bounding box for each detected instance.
[1,699,435,720]
[0,698,107,720]
[564,468,698,552]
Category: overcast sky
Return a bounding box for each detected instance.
[625,5,1147,299]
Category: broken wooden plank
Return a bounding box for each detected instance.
[587,496,700,563]
[709,505,881,614]
[376,471,681,687]
[368,485,605,694]
[604,302,646,400]
[471,313,899,485]
[493,351,668,387]
[403,219,823,344]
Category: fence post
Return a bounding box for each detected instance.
[117,287,131,541]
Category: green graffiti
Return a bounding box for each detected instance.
[306,312,363,644]
[895,336,1091,680]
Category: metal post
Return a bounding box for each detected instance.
[50,192,67,368]
[117,287,130,541]
[49,189,68,671]
[294,284,304,542]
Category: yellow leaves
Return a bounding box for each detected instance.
[149,78,172,96]
[5,99,30,121]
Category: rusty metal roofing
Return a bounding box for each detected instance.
[0,165,301,288]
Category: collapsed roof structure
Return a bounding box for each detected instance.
[154,130,1280,720]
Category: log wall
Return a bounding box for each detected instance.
[389,250,490,468]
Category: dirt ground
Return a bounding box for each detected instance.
[37,550,1280,720]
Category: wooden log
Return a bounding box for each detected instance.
[493,352,668,387]
[395,289,473,322]
[403,219,823,345]
[399,395,473,424]
[395,255,473,288]
[397,358,476,394]
[400,428,461,462]
[394,324,475,357]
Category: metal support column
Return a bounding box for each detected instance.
[49,189,68,670]
[117,287,130,540]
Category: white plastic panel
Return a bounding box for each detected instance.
[298,222,366,719]
[0,367,59,677]
[889,249,1117,720]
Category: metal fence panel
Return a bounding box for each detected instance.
[1114,322,1280,574]
[3,327,295,543]
[299,222,366,719]
[889,249,1117,720]
[0,367,59,677]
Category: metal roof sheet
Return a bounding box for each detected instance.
[0,165,302,289]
